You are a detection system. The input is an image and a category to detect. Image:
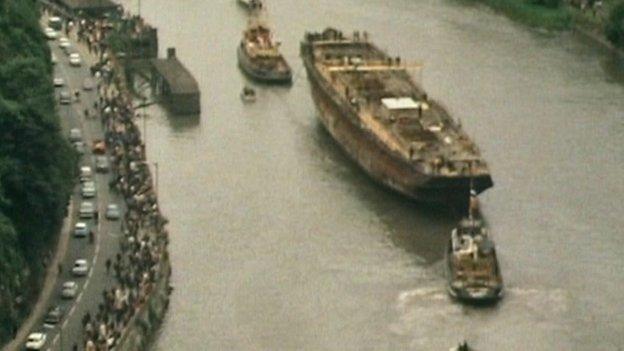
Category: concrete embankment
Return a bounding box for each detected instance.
[113,259,171,351]
[97,18,173,351]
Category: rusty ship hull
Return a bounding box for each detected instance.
[300,30,493,203]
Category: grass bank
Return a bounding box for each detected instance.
[463,0,624,52]
[463,0,573,30]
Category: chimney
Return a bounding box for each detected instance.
[167,47,176,59]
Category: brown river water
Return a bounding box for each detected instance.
[116,0,624,349]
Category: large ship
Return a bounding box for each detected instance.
[237,18,292,84]
[300,28,493,203]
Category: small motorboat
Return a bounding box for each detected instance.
[240,86,256,102]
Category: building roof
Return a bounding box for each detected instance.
[150,57,199,95]
[58,0,118,11]
[381,97,425,110]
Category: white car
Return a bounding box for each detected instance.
[79,166,92,182]
[58,37,70,49]
[71,259,89,276]
[80,181,96,198]
[79,201,94,219]
[53,77,64,87]
[69,128,82,142]
[43,27,58,40]
[74,222,89,237]
[69,53,82,67]
[105,204,120,220]
[51,53,57,65]
[25,332,46,350]
[61,281,78,299]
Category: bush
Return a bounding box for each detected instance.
[529,0,563,8]
[473,0,572,29]
[605,1,624,48]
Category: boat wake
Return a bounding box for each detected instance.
[390,285,571,349]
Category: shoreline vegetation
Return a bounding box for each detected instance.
[0,0,77,343]
[463,0,624,51]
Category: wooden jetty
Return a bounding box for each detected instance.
[150,48,200,115]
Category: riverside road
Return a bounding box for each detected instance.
[11,20,125,351]
[131,0,623,350]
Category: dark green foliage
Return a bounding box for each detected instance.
[0,212,26,342]
[605,1,624,48]
[529,0,563,8]
[0,0,77,343]
[465,0,572,29]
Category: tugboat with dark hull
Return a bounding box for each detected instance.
[300,28,493,203]
[445,218,503,303]
[445,194,503,303]
[238,18,292,84]
[237,0,262,11]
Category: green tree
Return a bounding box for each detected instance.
[606,1,624,48]
[0,0,77,342]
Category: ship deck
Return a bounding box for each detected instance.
[311,40,486,177]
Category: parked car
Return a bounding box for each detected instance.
[69,128,82,142]
[74,222,89,238]
[62,45,73,55]
[58,37,70,49]
[73,141,86,155]
[48,16,62,30]
[82,78,95,91]
[51,52,57,65]
[71,259,89,276]
[25,332,46,350]
[95,156,109,173]
[53,77,64,87]
[69,53,82,67]
[92,139,106,155]
[80,181,96,198]
[59,90,71,104]
[44,27,58,40]
[79,201,94,219]
[79,166,92,182]
[44,306,63,326]
[61,281,78,299]
[105,204,120,220]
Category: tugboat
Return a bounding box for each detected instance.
[445,193,503,303]
[300,28,492,204]
[237,17,292,84]
[237,0,263,10]
[240,85,257,103]
[450,341,472,351]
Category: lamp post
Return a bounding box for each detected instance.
[153,162,159,197]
